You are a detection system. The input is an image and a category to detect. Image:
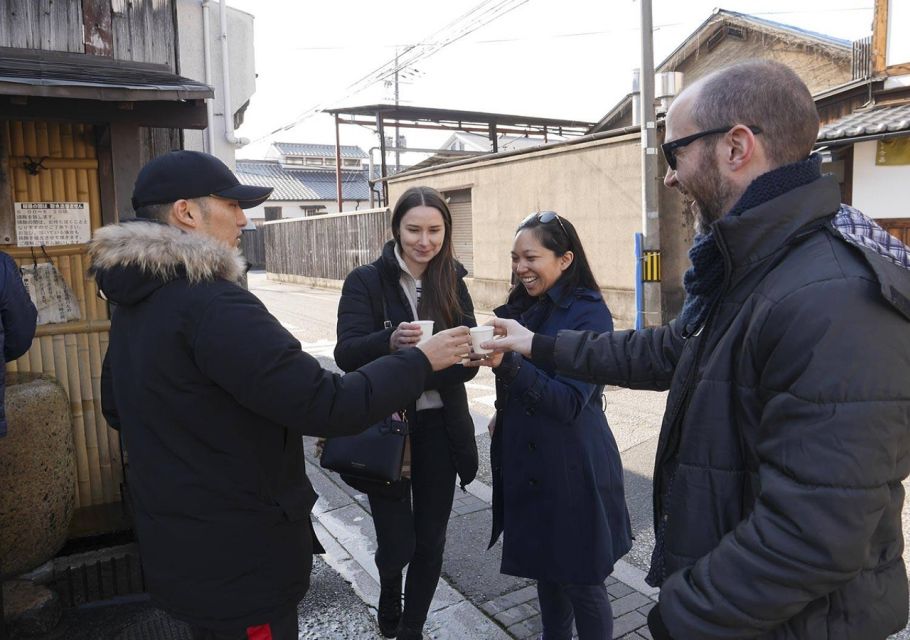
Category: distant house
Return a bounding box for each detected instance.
[590,8,854,133]
[813,0,910,242]
[441,132,557,153]
[236,143,372,221]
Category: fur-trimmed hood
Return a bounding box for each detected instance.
[89,220,246,306]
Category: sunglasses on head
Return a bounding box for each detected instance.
[661,124,762,171]
[520,210,570,238]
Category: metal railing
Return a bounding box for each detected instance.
[853,36,872,80]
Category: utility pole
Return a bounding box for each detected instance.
[394,48,401,174]
[639,0,662,327]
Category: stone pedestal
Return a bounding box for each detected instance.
[0,373,75,578]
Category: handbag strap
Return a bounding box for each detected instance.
[369,264,392,329]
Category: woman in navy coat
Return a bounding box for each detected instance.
[473,212,632,639]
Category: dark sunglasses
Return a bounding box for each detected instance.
[520,210,570,239]
[661,124,762,170]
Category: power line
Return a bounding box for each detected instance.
[253,0,529,143]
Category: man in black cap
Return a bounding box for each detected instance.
[91,150,472,639]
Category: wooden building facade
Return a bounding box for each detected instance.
[0,0,212,514]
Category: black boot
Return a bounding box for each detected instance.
[395,625,424,640]
[377,575,402,638]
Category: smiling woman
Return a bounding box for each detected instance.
[333,185,478,639]
[482,210,632,640]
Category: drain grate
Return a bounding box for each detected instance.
[50,544,147,608]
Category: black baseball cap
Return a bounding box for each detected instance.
[131,150,273,212]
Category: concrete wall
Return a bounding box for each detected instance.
[853,140,910,219]
[177,1,256,168]
[388,134,690,328]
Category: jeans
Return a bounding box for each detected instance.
[537,580,613,640]
[369,409,457,630]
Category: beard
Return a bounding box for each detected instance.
[682,148,735,235]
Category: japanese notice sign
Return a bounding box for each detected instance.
[14,202,91,247]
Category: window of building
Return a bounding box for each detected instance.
[305,157,322,166]
[343,158,361,168]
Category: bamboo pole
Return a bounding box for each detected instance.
[47,122,61,157]
[72,250,112,502]
[6,158,99,171]
[39,335,53,373]
[10,121,23,156]
[76,330,103,504]
[88,331,113,502]
[24,122,39,201]
[65,332,90,506]
[36,319,110,337]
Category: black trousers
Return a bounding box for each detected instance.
[368,409,457,630]
[188,607,298,640]
[537,580,613,640]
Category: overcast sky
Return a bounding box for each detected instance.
[228,0,875,161]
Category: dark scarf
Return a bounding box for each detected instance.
[676,154,822,335]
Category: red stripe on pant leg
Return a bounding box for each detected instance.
[245,624,272,640]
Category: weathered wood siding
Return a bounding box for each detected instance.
[138,126,181,165]
[264,210,392,281]
[111,0,176,68]
[0,0,177,68]
[671,32,852,94]
[240,228,265,269]
[0,0,84,52]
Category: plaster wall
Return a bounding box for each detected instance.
[853,140,910,219]
[388,134,690,327]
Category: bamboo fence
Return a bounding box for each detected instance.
[4,120,119,509]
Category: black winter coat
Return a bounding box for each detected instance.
[334,240,478,488]
[0,252,37,436]
[535,176,910,639]
[92,221,434,631]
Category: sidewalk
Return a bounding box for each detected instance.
[303,436,659,640]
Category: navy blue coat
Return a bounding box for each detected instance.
[489,283,631,584]
[0,252,37,436]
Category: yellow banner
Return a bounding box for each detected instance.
[876,138,910,166]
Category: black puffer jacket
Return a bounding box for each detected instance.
[535,176,910,639]
[92,221,433,631]
[334,240,478,488]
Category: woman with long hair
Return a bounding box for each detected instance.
[470,211,632,639]
[334,186,478,640]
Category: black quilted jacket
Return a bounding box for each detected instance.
[535,176,910,639]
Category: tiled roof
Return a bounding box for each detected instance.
[235,160,371,201]
[272,142,368,159]
[818,104,910,141]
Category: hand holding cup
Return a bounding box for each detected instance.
[390,321,427,351]
[481,318,534,357]
[417,326,472,371]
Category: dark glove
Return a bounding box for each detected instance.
[648,603,673,640]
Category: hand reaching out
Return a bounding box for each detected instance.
[416,326,472,371]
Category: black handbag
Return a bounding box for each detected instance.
[319,411,409,485]
[320,266,409,487]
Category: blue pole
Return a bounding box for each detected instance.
[634,232,644,330]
